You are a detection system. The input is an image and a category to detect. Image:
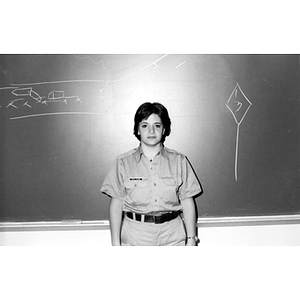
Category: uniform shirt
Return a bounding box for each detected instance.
[101,145,202,215]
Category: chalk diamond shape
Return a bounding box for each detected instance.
[226,83,252,125]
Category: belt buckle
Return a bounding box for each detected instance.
[154,214,163,224]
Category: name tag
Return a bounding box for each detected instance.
[129,177,144,181]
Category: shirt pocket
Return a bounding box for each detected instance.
[160,176,180,204]
[161,175,182,187]
[124,177,149,206]
[161,176,177,186]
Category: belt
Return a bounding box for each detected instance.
[125,211,181,224]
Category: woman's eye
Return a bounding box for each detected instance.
[141,124,147,128]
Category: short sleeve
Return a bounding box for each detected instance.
[101,157,125,199]
[177,156,202,201]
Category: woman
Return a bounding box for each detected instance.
[101,102,202,246]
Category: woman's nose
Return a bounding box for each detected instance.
[149,125,154,133]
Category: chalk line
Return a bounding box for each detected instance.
[175,61,186,68]
[10,112,104,120]
[235,124,240,181]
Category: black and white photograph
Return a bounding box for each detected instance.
[0,1,299,299]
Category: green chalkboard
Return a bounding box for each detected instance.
[0,54,299,221]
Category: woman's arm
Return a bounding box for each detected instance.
[181,197,198,246]
[109,197,124,246]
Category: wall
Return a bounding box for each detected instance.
[1,216,300,246]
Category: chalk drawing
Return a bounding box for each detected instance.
[23,101,32,108]
[6,98,27,109]
[47,90,80,104]
[74,55,115,69]
[0,54,170,120]
[12,87,42,102]
[175,61,186,68]
[226,83,252,181]
[6,102,18,109]
[151,62,160,79]
[10,112,105,120]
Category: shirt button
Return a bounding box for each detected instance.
[154,183,156,186]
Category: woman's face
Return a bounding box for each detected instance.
[138,113,164,147]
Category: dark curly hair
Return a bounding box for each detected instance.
[133,102,171,143]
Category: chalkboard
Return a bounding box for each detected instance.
[0,54,299,222]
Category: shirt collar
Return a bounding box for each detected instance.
[134,144,168,163]
[135,146,143,163]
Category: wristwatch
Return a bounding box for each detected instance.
[187,236,200,243]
